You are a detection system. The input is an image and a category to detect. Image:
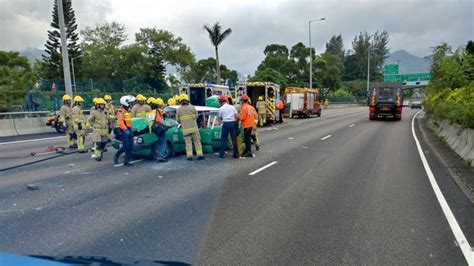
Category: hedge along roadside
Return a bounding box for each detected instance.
[423,84,474,129]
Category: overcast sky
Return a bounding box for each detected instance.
[0,0,472,75]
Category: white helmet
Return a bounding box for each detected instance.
[120,95,136,107]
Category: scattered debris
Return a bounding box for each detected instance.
[68,163,75,168]
[26,184,39,190]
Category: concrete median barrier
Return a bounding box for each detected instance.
[429,118,474,164]
[0,119,19,137]
[14,117,53,135]
[0,117,54,137]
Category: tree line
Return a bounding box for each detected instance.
[250,30,390,99]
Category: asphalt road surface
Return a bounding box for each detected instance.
[0,107,472,265]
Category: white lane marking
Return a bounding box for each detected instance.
[114,159,144,167]
[0,136,64,145]
[349,124,355,128]
[412,111,474,264]
[321,135,332,140]
[288,137,294,140]
[249,161,278,176]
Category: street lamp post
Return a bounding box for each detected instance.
[308,18,325,90]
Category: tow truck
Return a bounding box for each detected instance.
[179,83,230,106]
[235,82,281,124]
[284,87,321,118]
[368,83,403,121]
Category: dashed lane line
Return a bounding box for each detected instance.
[249,161,278,176]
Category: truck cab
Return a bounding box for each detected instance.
[235,82,280,123]
[180,83,230,106]
[369,85,403,121]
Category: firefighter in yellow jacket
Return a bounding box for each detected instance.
[256,96,267,127]
[72,96,88,153]
[88,98,110,161]
[176,94,204,161]
[59,95,76,148]
[131,94,151,117]
[104,94,115,138]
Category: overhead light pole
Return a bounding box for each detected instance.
[57,0,73,98]
[309,17,326,89]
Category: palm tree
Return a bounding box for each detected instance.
[203,22,232,84]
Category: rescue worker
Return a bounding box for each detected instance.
[239,94,257,158]
[252,119,260,151]
[173,95,180,104]
[114,95,135,166]
[218,95,239,159]
[131,94,151,117]
[59,95,76,148]
[72,95,88,153]
[233,98,244,156]
[89,97,98,152]
[104,94,115,135]
[256,96,267,127]
[277,98,284,123]
[152,98,168,163]
[90,97,98,113]
[147,97,156,106]
[88,98,109,161]
[167,97,176,106]
[176,94,204,161]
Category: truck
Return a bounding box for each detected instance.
[284,87,321,118]
[179,83,230,107]
[235,82,280,124]
[368,82,403,121]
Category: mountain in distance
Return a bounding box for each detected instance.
[384,49,432,74]
[20,48,46,64]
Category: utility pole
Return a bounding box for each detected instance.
[366,46,370,94]
[57,0,73,98]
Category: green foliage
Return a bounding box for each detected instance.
[182,57,238,86]
[341,79,366,97]
[250,68,288,90]
[326,88,355,102]
[424,41,474,128]
[0,51,37,111]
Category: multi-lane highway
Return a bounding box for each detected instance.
[0,107,472,264]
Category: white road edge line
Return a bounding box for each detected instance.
[0,136,65,145]
[412,111,474,264]
[114,159,144,167]
[249,161,277,176]
[349,124,355,128]
[321,135,332,141]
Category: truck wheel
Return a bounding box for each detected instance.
[317,110,321,117]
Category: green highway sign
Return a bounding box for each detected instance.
[384,73,432,82]
[383,64,399,75]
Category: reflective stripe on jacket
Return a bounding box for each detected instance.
[176,104,198,135]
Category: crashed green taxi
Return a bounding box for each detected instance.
[111,106,226,159]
